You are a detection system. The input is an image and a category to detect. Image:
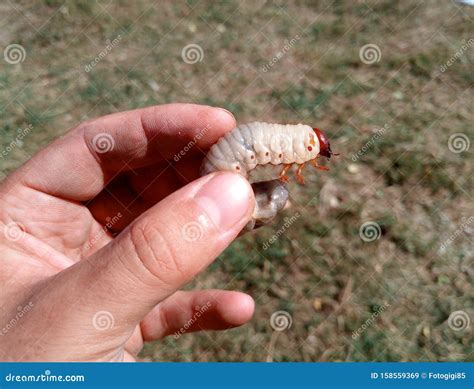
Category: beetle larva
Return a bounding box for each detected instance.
[200,122,335,231]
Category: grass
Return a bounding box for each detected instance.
[0,0,472,361]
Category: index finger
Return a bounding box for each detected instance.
[8,104,236,200]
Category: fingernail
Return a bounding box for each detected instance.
[195,173,252,230]
[217,107,235,121]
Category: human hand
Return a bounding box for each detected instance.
[0,104,255,361]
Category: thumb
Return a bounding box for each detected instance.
[94,171,255,313]
[13,172,254,361]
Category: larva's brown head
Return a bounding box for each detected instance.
[313,128,336,159]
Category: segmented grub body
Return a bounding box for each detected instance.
[201,122,327,232]
[200,122,320,180]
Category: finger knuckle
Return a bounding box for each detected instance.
[129,221,185,285]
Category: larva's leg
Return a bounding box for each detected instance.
[296,163,306,185]
[279,164,292,183]
[311,157,330,171]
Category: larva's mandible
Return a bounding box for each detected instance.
[200,122,335,231]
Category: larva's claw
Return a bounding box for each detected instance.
[278,164,293,183]
[311,158,329,171]
[296,163,306,185]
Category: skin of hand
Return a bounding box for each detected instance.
[0,104,256,361]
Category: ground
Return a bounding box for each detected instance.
[0,0,472,361]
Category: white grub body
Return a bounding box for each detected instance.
[200,122,320,182]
